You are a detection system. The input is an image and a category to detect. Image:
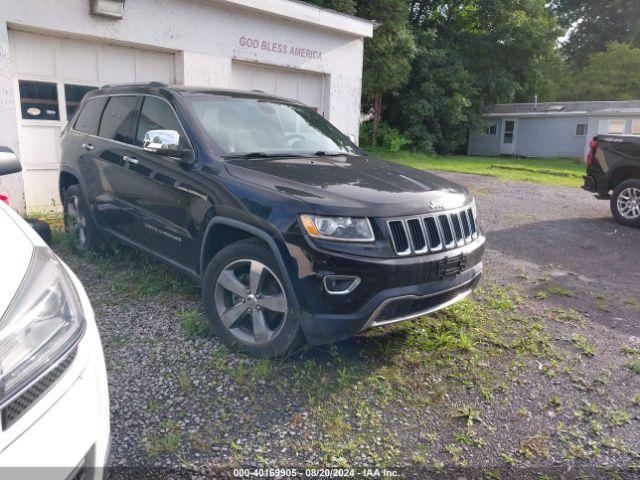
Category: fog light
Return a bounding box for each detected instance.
[323,275,361,295]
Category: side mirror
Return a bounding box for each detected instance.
[0,147,22,176]
[143,130,191,159]
[345,133,357,144]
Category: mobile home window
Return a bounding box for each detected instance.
[483,124,497,135]
[575,124,587,136]
[598,119,627,134]
[608,119,626,134]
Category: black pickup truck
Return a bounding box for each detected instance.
[583,135,640,227]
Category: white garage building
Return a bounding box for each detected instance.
[0,0,373,213]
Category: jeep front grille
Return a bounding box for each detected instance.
[387,205,478,256]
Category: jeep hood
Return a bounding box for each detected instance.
[224,155,473,217]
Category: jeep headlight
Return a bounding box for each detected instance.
[300,215,375,242]
[0,247,85,404]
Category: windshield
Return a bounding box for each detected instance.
[186,95,359,157]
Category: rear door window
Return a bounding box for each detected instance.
[74,97,108,135]
[98,96,139,144]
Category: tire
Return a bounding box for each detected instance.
[203,238,303,357]
[63,184,104,251]
[25,219,52,244]
[610,179,640,228]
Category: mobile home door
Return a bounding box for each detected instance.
[500,119,517,155]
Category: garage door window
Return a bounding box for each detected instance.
[99,96,138,144]
[135,97,187,148]
[74,97,108,135]
[65,84,97,119]
[18,80,59,121]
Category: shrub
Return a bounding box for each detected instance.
[359,121,410,153]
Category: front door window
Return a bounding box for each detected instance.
[503,121,515,144]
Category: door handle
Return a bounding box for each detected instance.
[81,143,94,151]
[123,155,139,164]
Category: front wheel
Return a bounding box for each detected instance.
[202,238,303,357]
[611,179,640,228]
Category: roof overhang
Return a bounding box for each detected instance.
[484,111,640,118]
[214,0,374,38]
[484,112,588,118]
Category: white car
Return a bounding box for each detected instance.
[0,148,110,478]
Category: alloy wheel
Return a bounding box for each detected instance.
[617,187,640,220]
[66,195,87,246]
[214,259,288,345]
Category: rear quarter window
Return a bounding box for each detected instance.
[74,97,108,135]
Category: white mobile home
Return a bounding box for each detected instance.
[468,101,640,159]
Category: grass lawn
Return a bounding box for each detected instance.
[369,148,585,187]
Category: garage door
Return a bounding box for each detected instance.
[9,30,176,211]
[232,62,326,116]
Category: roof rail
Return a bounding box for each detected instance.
[100,81,167,89]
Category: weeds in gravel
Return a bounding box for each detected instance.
[627,360,640,374]
[177,369,193,394]
[454,405,482,429]
[571,333,596,357]
[145,420,181,458]
[518,434,551,459]
[536,283,578,299]
[609,410,631,427]
[178,309,211,339]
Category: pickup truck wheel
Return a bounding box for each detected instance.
[63,185,104,251]
[203,238,303,357]
[611,179,640,228]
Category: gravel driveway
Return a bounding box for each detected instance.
[56,173,640,478]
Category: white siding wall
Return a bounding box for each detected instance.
[467,121,502,156]
[515,116,588,158]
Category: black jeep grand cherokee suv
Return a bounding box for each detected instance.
[60,83,485,357]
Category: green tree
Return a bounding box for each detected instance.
[306,0,415,146]
[359,0,415,145]
[560,43,640,100]
[551,0,640,66]
[388,0,560,153]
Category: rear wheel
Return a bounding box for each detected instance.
[203,238,303,357]
[611,179,640,228]
[63,184,104,251]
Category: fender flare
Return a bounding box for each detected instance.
[199,217,301,310]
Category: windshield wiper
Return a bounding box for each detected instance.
[223,152,294,159]
[313,151,350,157]
[223,151,352,160]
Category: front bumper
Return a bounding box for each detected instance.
[298,236,485,344]
[0,265,110,479]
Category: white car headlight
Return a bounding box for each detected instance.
[300,214,375,242]
[0,247,85,404]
